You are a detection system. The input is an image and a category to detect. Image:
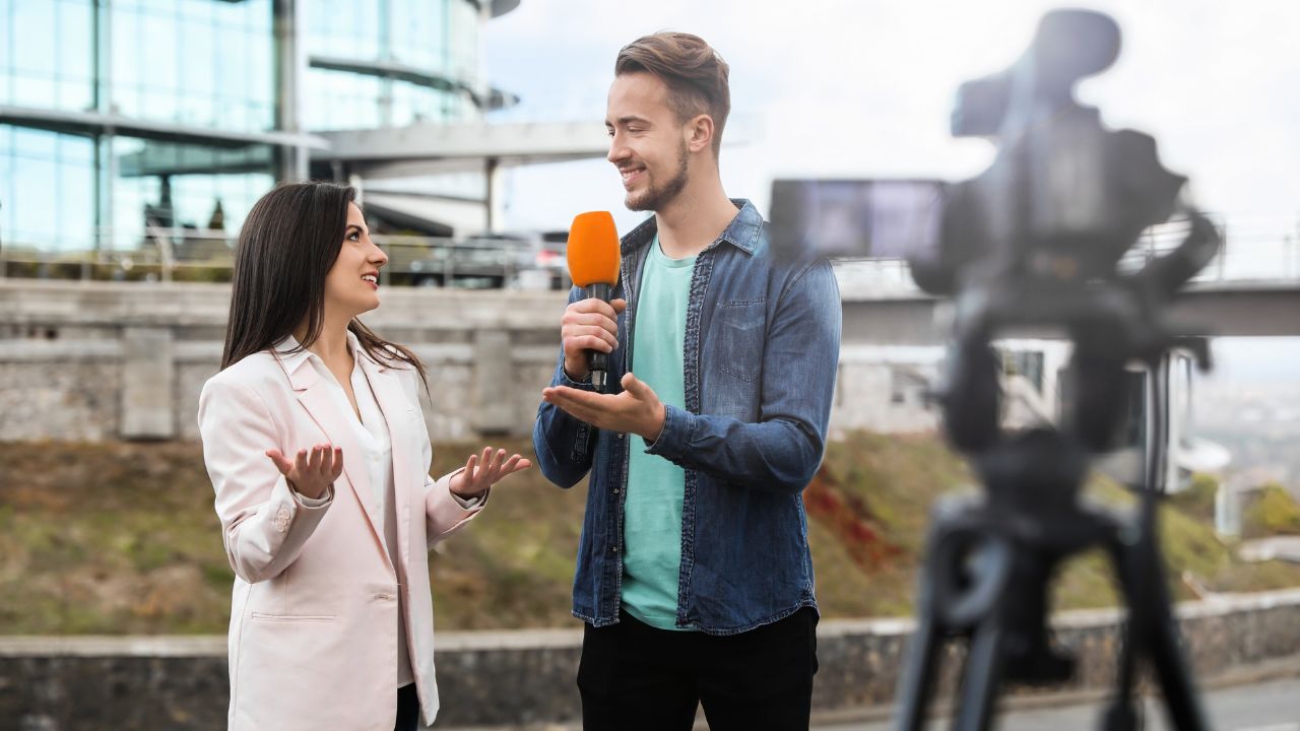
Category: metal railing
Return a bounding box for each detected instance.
[2,214,1295,291]
[0,227,571,290]
[832,214,1300,295]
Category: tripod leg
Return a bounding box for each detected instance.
[894,609,945,731]
[1102,538,1143,730]
[1105,534,1211,731]
[1138,566,1211,731]
[952,622,1005,731]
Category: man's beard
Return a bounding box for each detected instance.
[625,141,689,212]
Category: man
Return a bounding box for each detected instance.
[533,32,841,731]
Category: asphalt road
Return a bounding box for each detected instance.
[821,675,1300,730]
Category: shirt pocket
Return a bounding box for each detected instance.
[715,300,766,383]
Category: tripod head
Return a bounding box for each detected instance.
[909,9,1220,457]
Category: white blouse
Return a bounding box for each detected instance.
[290,333,480,689]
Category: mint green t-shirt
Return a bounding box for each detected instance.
[621,236,696,631]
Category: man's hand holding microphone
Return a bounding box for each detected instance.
[545,211,666,442]
[560,297,626,385]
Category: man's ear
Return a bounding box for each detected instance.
[685,114,714,154]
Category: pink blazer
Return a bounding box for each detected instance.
[198,342,480,730]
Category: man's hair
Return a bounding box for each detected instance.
[615,32,731,158]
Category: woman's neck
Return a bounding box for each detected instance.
[294,314,353,364]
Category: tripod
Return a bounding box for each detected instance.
[891,276,1215,731]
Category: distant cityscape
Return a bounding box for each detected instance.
[1196,371,1300,495]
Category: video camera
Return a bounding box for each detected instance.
[772,9,1221,730]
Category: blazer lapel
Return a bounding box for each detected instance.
[278,348,388,553]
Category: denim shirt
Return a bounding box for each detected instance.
[532,199,842,635]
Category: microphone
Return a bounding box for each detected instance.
[566,211,621,391]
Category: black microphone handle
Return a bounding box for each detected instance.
[583,282,614,391]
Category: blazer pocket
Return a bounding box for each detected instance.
[249,611,337,623]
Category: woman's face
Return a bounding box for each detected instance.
[323,202,388,318]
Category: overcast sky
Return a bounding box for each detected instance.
[480,1,1300,383]
[483,0,1300,241]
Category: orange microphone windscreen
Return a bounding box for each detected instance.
[567,211,621,287]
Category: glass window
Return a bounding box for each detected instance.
[105,0,274,132]
[176,0,213,25]
[106,136,273,254]
[0,127,12,235]
[0,125,95,253]
[305,68,384,131]
[56,0,94,109]
[139,13,179,97]
[389,0,445,70]
[109,5,140,115]
[308,0,380,61]
[10,1,56,76]
[298,0,488,130]
[2,0,93,111]
[448,0,479,84]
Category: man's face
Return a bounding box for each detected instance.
[606,72,690,212]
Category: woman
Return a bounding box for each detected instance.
[198,182,528,730]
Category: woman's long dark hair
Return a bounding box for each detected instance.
[221,182,426,382]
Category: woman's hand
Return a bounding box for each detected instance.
[266,444,342,500]
[449,447,531,499]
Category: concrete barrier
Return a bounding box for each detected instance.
[2,589,1299,729]
[0,280,949,442]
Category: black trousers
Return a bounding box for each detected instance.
[394,683,419,731]
[577,608,819,731]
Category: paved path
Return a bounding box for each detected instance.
[1239,536,1300,564]
[818,675,1300,730]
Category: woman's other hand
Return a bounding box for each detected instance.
[450,447,531,499]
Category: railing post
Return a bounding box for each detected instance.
[1284,214,1294,277]
[1284,234,1294,281]
[1216,221,1227,281]
[444,239,455,287]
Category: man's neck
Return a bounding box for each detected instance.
[653,177,738,260]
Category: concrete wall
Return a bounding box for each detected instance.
[2,589,1299,729]
[0,281,942,442]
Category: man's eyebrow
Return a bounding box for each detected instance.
[608,115,652,127]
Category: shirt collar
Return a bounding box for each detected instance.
[273,329,379,377]
[620,198,765,257]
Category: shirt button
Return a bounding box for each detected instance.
[613,488,620,494]
[612,546,620,553]
[617,433,624,440]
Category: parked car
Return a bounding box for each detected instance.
[376,230,570,290]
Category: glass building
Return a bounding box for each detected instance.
[0,0,521,274]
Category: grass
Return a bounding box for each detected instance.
[1,434,1298,635]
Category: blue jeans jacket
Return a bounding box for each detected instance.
[533,200,842,635]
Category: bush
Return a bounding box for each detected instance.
[1170,472,1218,521]
[1242,482,1300,538]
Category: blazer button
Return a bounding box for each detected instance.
[274,506,292,533]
